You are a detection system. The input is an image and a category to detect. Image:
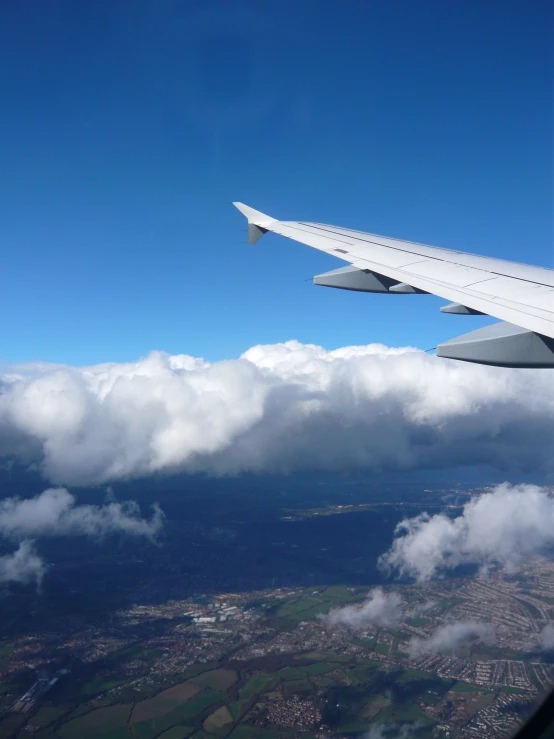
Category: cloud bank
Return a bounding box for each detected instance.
[321,588,403,629]
[410,621,495,656]
[379,483,554,582]
[1,341,553,485]
[0,489,164,589]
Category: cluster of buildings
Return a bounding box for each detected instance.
[1,554,554,738]
[183,600,250,626]
[462,691,537,738]
[260,696,323,728]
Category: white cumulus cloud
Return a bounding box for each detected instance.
[0,488,164,542]
[0,489,164,591]
[0,541,46,588]
[321,587,403,629]
[410,621,495,656]
[379,483,554,582]
[0,342,553,485]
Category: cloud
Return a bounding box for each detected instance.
[321,588,403,629]
[363,723,417,739]
[410,621,495,656]
[379,483,554,582]
[0,541,46,588]
[0,342,553,485]
[0,488,164,542]
[539,624,554,650]
[0,489,164,591]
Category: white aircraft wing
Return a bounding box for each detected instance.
[233,202,554,368]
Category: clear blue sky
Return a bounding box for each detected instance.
[1,0,552,365]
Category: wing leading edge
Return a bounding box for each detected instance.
[233,202,554,368]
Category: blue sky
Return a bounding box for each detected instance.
[1,0,552,365]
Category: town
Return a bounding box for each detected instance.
[1,552,553,738]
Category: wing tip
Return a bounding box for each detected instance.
[232,202,276,226]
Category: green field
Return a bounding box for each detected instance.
[229,727,283,738]
[407,617,430,627]
[191,669,238,691]
[59,704,132,739]
[239,674,280,698]
[283,679,311,693]
[351,636,377,651]
[29,705,69,727]
[277,662,336,680]
[451,681,482,693]
[228,697,253,720]
[180,663,219,680]
[80,676,129,697]
[132,689,224,739]
[375,700,436,725]
[295,650,351,663]
[105,645,161,665]
[203,705,234,734]
[375,642,390,655]
[158,728,196,739]
[273,586,363,622]
[131,682,203,725]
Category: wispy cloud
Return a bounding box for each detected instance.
[0,488,164,591]
[539,623,554,650]
[320,588,403,629]
[409,621,495,656]
[0,541,46,588]
[0,488,164,542]
[362,723,419,739]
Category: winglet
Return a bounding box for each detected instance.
[232,202,277,244]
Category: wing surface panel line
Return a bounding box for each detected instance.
[291,222,554,288]
[275,224,554,336]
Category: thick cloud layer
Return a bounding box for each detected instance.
[321,588,403,629]
[1,342,553,485]
[0,489,164,589]
[410,621,495,656]
[379,483,554,582]
[0,488,164,542]
[0,541,46,587]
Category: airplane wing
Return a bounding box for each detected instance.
[233,202,554,368]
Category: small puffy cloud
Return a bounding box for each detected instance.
[410,621,495,656]
[0,488,164,542]
[321,588,403,629]
[379,483,554,582]
[0,489,164,592]
[539,624,554,650]
[0,541,46,588]
[0,342,553,485]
